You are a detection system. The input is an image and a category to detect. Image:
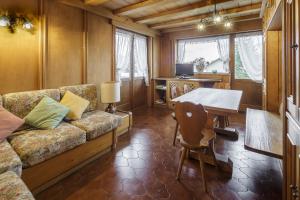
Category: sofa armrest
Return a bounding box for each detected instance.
[0,140,22,176]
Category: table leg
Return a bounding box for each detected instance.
[214,115,239,140]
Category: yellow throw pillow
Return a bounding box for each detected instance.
[60,91,90,120]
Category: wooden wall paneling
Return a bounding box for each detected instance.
[86,12,113,109]
[59,0,159,37]
[0,0,40,94]
[265,31,280,113]
[152,36,161,78]
[45,0,84,88]
[147,37,153,107]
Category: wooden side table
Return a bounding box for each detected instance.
[115,110,132,137]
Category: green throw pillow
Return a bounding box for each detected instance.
[24,96,69,129]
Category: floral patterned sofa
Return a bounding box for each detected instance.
[0,96,35,200]
[0,84,122,194]
[0,171,34,200]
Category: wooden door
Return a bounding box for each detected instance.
[132,77,147,108]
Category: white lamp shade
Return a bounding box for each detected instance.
[101,81,121,103]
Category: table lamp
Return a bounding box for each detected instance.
[101,81,120,114]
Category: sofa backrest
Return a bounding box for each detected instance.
[59,84,97,112]
[2,89,60,119]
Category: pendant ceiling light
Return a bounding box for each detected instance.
[197,19,206,31]
[213,0,222,24]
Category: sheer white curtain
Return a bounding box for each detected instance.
[236,33,263,81]
[133,34,149,86]
[177,40,186,63]
[217,37,230,72]
[115,29,132,82]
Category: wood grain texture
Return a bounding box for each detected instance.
[264,31,282,113]
[86,12,113,109]
[22,132,113,192]
[0,0,40,94]
[172,88,242,115]
[133,0,232,23]
[84,0,110,5]
[245,108,283,159]
[150,4,261,29]
[113,0,162,15]
[45,0,84,88]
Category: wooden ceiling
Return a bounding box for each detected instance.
[83,0,263,32]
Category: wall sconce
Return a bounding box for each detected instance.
[0,11,35,34]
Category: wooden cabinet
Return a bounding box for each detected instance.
[153,77,221,109]
[283,0,300,199]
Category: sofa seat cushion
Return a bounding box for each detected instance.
[9,123,86,167]
[71,110,122,141]
[0,140,22,176]
[0,171,34,200]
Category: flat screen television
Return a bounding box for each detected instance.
[175,63,194,76]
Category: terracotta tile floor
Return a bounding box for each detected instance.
[36,107,282,200]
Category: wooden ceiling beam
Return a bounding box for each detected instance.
[59,0,160,36]
[84,0,110,5]
[134,0,232,23]
[150,3,261,29]
[113,0,162,15]
[161,14,261,33]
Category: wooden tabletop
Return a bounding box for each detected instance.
[171,88,243,115]
[245,108,283,159]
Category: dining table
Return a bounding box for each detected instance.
[171,87,243,175]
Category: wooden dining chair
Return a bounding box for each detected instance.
[171,112,179,146]
[175,102,216,193]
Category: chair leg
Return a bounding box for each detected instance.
[199,155,208,193]
[176,147,187,180]
[173,122,179,146]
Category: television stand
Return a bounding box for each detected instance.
[177,75,192,79]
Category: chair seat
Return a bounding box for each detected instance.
[177,128,216,148]
[9,123,86,168]
[70,110,122,141]
[0,171,34,200]
[0,140,22,176]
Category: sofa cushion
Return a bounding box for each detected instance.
[2,89,60,119]
[59,84,97,112]
[0,140,22,176]
[0,106,24,142]
[71,110,122,141]
[24,96,69,130]
[60,91,90,120]
[9,123,86,167]
[0,171,34,200]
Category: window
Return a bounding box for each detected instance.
[235,32,263,81]
[177,36,230,73]
[115,29,149,85]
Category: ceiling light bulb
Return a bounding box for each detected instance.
[197,23,205,31]
[224,21,232,28]
[213,15,222,23]
[0,16,9,27]
[23,21,33,30]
